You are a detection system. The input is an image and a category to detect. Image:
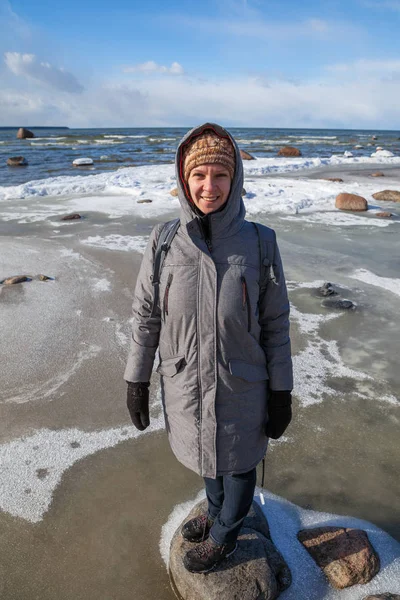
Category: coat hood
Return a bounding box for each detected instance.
[175,123,246,239]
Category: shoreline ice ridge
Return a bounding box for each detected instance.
[2,155,400,201]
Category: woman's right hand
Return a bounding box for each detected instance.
[126,381,150,431]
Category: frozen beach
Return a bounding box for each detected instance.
[1,148,399,599]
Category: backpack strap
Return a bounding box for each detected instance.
[150,218,180,317]
[252,222,278,300]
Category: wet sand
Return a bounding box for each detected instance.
[0,167,399,598]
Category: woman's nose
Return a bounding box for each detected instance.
[203,177,217,192]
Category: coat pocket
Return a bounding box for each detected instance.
[156,355,186,377]
[228,359,269,383]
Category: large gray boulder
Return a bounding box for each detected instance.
[169,499,291,600]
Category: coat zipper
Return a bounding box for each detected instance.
[163,272,173,319]
[241,276,251,332]
[198,217,212,252]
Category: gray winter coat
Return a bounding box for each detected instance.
[124,123,293,479]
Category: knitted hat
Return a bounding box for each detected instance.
[182,130,235,182]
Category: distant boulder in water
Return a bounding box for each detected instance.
[73,157,94,166]
[240,149,256,160]
[278,146,302,157]
[17,128,34,139]
[7,156,28,166]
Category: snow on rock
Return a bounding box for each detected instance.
[160,488,400,600]
[371,150,394,158]
[72,158,94,166]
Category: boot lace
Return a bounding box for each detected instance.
[194,539,218,558]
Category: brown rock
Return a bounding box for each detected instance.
[0,276,30,285]
[323,178,343,183]
[38,274,54,281]
[371,172,385,177]
[375,212,392,218]
[61,213,82,221]
[363,595,400,600]
[335,193,368,211]
[372,190,400,202]
[297,526,380,589]
[7,156,28,166]
[240,150,255,160]
[16,127,34,139]
[278,146,302,157]
[137,199,152,203]
[170,188,179,197]
[169,499,291,600]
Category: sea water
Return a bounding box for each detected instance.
[0,129,399,599]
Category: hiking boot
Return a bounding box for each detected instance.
[181,514,214,543]
[183,537,237,573]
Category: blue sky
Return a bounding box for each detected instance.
[1,0,400,127]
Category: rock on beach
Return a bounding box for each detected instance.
[375,212,392,218]
[370,172,385,177]
[372,190,400,202]
[17,127,34,139]
[335,193,368,211]
[322,299,356,310]
[61,213,82,221]
[0,275,31,285]
[169,499,291,600]
[297,526,380,589]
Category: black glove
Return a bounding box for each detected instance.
[265,390,292,439]
[126,381,150,431]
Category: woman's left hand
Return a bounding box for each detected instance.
[265,390,292,439]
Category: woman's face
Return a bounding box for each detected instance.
[187,163,232,215]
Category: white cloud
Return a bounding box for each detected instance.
[325,59,400,82]
[123,60,184,75]
[2,67,400,129]
[4,52,84,93]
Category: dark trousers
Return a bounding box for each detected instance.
[204,468,257,545]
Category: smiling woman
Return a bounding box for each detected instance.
[124,122,293,574]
